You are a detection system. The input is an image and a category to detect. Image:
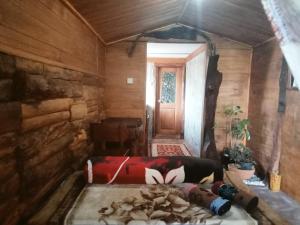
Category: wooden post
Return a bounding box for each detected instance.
[202,55,222,160]
[269,57,288,173]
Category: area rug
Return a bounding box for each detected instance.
[152,143,192,156]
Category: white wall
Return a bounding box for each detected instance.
[146,62,156,142]
[184,49,208,156]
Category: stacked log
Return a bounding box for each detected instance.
[0,51,105,225]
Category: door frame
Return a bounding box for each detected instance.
[154,63,185,137]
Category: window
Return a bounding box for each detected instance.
[161,72,176,103]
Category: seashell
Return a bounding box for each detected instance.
[167,194,189,207]
[153,196,166,205]
[120,202,134,211]
[140,188,155,200]
[168,187,185,199]
[130,210,148,220]
[123,196,137,204]
[115,208,126,216]
[150,210,171,219]
[172,205,189,213]
[98,206,115,215]
[127,220,148,225]
[111,201,119,210]
[160,200,171,208]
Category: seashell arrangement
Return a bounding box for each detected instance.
[98,185,213,225]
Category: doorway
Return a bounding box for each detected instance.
[146,42,207,157]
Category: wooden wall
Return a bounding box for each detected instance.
[0,0,101,76]
[212,36,253,151]
[0,1,105,224]
[104,42,147,120]
[248,39,282,172]
[249,38,300,202]
[281,90,300,201]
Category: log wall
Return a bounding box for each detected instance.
[0,1,105,222]
[248,38,300,202]
[0,52,105,225]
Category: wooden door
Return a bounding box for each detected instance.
[156,66,183,136]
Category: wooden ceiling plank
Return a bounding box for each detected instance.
[181,0,273,34]
[177,0,192,22]
[60,0,106,44]
[68,0,274,45]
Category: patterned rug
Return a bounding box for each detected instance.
[152,143,192,156]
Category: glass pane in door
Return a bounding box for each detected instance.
[161,72,176,103]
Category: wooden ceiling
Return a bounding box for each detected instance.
[69,0,274,46]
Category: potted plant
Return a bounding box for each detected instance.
[223,106,255,180]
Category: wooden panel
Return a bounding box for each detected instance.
[184,48,208,155]
[280,90,300,202]
[69,0,186,43]
[248,39,282,173]
[180,0,274,46]
[104,42,146,120]
[212,35,252,151]
[160,109,175,130]
[0,0,102,75]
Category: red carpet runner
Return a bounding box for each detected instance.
[152,143,192,156]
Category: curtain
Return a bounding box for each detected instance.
[261,0,300,87]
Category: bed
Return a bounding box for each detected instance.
[64,184,258,225]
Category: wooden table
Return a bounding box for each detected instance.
[90,117,144,156]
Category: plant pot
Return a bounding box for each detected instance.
[228,163,255,180]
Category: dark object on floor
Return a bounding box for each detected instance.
[202,55,223,161]
[212,181,259,212]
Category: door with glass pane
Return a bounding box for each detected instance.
[156,66,183,136]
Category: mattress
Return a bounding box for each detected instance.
[65,184,257,225]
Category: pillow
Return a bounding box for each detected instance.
[84,156,223,184]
